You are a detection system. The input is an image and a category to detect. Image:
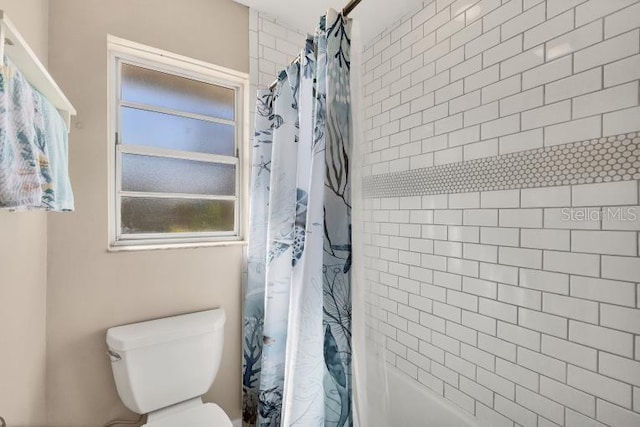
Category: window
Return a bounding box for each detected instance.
[108,37,249,249]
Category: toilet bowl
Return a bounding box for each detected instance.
[106,309,232,426]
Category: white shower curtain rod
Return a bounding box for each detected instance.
[267,0,363,90]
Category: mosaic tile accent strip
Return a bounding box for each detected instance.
[363,132,640,198]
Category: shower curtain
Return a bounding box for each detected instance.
[242,9,353,427]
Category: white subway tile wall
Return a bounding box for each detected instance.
[361,1,640,426]
[248,10,307,133]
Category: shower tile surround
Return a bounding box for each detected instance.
[364,133,640,197]
[361,1,640,427]
[248,10,306,118]
[246,3,640,426]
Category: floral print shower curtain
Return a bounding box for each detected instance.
[243,9,353,427]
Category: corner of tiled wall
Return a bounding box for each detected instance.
[362,0,640,426]
[248,9,306,141]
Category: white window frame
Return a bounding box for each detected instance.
[107,35,250,251]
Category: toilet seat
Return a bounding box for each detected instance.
[143,403,232,427]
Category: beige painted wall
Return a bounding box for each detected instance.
[46,1,249,425]
[0,0,49,425]
[0,0,48,61]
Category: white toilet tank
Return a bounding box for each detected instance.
[106,309,226,414]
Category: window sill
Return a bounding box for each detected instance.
[108,239,248,252]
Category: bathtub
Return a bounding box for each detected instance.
[365,365,484,427]
[234,365,483,427]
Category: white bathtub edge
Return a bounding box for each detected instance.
[386,365,487,427]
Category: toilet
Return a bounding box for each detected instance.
[106,309,232,427]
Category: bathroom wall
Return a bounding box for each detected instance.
[45,1,249,425]
[362,0,640,426]
[0,0,49,425]
[248,9,306,127]
[249,10,306,89]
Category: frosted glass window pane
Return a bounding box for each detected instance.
[121,154,235,196]
[121,198,234,234]
[121,63,235,120]
[120,107,235,156]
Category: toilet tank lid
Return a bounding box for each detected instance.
[107,309,225,352]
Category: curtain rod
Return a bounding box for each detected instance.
[267,0,363,90]
[342,0,363,17]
